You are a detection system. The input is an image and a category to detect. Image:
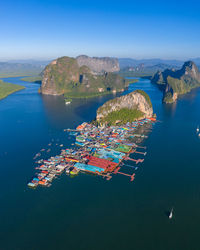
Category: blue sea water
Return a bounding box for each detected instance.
[0,77,200,250]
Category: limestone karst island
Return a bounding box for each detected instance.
[152,61,200,103]
[41,55,127,98]
[1,0,200,249]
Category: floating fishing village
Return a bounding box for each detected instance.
[28,117,156,188]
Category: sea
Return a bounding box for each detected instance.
[0,76,200,250]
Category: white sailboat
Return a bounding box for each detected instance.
[169,208,173,219]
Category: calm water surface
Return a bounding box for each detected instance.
[0,77,200,250]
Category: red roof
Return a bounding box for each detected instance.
[86,155,117,169]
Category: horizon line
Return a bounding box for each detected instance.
[0,56,200,62]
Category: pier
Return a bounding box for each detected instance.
[117,172,135,181]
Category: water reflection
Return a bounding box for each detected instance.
[41,93,119,129]
[180,87,200,103]
[41,95,80,129]
[163,101,177,119]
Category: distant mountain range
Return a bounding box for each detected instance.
[118,58,200,68]
[118,58,200,77]
[0,57,200,78]
[0,61,49,77]
[6,59,51,66]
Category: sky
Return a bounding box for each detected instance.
[0,0,200,60]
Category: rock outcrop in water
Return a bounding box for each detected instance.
[41,56,126,97]
[152,61,200,103]
[96,90,153,125]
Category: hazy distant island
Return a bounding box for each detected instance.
[0,80,25,100]
[41,55,131,98]
[151,61,200,103]
[0,61,48,78]
[96,90,154,126]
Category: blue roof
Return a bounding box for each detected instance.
[75,163,104,173]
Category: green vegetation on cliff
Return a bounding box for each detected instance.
[96,90,153,126]
[163,92,174,103]
[64,72,125,98]
[0,80,25,100]
[99,108,144,126]
[41,56,127,98]
[135,89,152,108]
[167,76,190,94]
[152,61,200,103]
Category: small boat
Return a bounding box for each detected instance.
[198,133,200,137]
[65,101,71,105]
[169,208,173,219]
[197,126,199,132]
[28,182,37,188]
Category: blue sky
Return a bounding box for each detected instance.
[0,0,200,60]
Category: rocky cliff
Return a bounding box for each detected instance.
[76,55,119,73]
[152,61,200,103]
[41,56,126,97]
[96,90,153,125]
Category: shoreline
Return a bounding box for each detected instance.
[0,80,25,100]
